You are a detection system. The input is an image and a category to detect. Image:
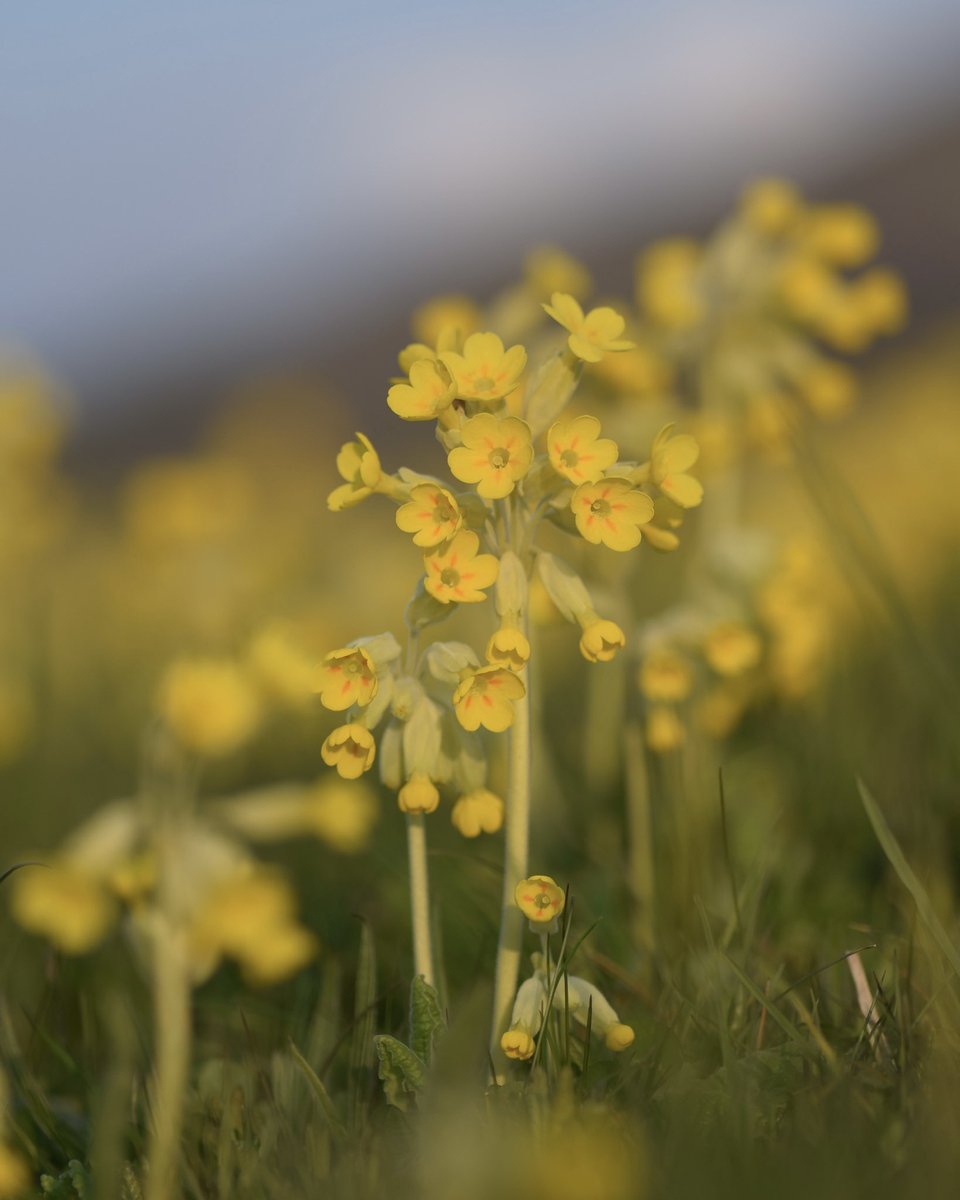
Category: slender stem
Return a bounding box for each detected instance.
[624,718,656,956]
[406,813,434,986]
[490,613,531,1062]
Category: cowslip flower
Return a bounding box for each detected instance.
[800,204,878,267]
[327,432,381,511]
[316,646,378,711]
[412,294,481,347]
[11,863,116,954]
[486,620,531,671]
[515,874,565,924]
[439,331,526,402]
[398,771,440,814]
[565,976,635,1051]
[703,621,762,676]
[571,477,654,551]
[648,425,703,508]
[157,658,262,757]
[453,666,525,732]
[524,245,591,302]
[639,649,693,702]
[423,530,499,604]
[387,359,456,421]
[646,705,685,753]
[501,974,548,1060]
[447,413,533,499]
[451,789,504,837]
[542,293,634,363]
[738,177,802,237]
[0,1143,30,1197]
[321,723,376,779]
[547,414,619,485]
[637,239,703,328]
[396,483,463,547]
[578,615,626,663]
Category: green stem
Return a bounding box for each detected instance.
[490,614,531,1064]
[406,813,434,985]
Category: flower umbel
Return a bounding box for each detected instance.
[316,647,378,711]
[543,293,635,363]
[447,413,533,499]
[423,530,499,604]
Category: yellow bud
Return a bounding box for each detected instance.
[802,204,878,266]
[639,650,693,702]
[398,772,439,814]
[578,618,626,663]
[739,177,802,236]
[451,789,504,838]
[704,621,762,676]
[604,1022,636,1052]
[500,1029,536,1060]
[645,706,685,754]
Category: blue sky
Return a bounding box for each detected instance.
[2,0,960,401]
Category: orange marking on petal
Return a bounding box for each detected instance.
[482,695,493,706]
[605,518,616,531]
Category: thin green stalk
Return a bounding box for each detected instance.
[490,614,531,1063]
[406,814,434,986]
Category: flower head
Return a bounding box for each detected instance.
[547,414,619,485]
[500,1028,536,1060]
[646,705,685,753]
[398,771,440,814]
[157,658,262,757]
[703,621,762,676]
[638,239,703,328]
[524,245,591,301]
[649,425,703,508]
[543,293,635,363]
[387,359,456,421]
[327,432,382,511]
[739,178,802,236]
[515,874,565,924]
[412,294,481,347]
[486,622,531,671]
[578,616,626,663]
[423,530,499,604]
[321,723,376,779]
[571,477,654,551]
[453,665,525,732]
[565,975,635,1051]
[396,483,463,547]
[11,863,116,954]
[451,788,504,837]
[639,649,693,702]
[501,973,549,1059]
[439,331,527,402]
[316,646,378,711]
[447,413,533,499]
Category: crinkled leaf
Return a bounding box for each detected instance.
[409,975,445,1065]
[373,1034,426,1111]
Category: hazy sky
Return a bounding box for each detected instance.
[3,0,960,400]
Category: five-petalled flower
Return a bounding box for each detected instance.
[543,293,635,363]
[396,483,463,547]
[515,874,566,924]
[646,424,704,509]
[327,433,382,511]
[571,477,655,551]
[387,359,457,421]
[320,723,376,779]
[423,530,499,604]
[548,414,619,485]
[439,331,527,402]
[447,413,533,500]
[316,647,378,711]
[453,666,525,732]
[578,616,626,663]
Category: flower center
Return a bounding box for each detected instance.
[440,568,461,588]
[345,658,362,676]
[534,892,552,910]
[560,448,580,468]
[489,447,510,469]
[473,375,495,393]
[434,500,456,524]
[590,498,611,516]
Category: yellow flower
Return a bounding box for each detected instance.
[423,530,499,604]
[247,623,316,710]
[648,424,703,508]
[739,177,802,236]
[316,646,378,711]
[396,483,463,547]
[157,659,262,757]
[398,771,440,814]
[439,332,527,402]
[646,706,685,753]
[524,245,591,301]
[703,621,762,676]
[453,666,525,732]
[447,413,533,499]
[578,616,626,663]
[515,874,565,923]
[853,268,907,335]
[327,432,382,511]
[542,293,635,363]
[547,414,619,485]
[571,477,654,551]
[801,204,878,266]
[695,685,747,739]
[486,623,531,671]
[451,789,504,837]
[777,254,836,320]
[0,1143,30,1198]
[639,650,693,702]
[605,1023,636,1051]
[500,1029,536,1060]
[306,779,379,853]
[321,723,376,779]
[412,294,481,347]
[637,239,703,328]
[11,863,116,954]
[387,359,456,421]
[239,923,318,987]
[798,361,857,420]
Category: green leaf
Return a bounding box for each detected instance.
[409,975,445,1065]
[859,779,960,979]
[373,1035,426,1112]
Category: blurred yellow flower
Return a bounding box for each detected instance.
[412,294,481,347]
[11,863,116,954]
[453,666,525,732]
[854,267,908,335]
[547,414,619,485]
[571,478,654,551]
[637,239,703,328]
[124,457,254,548]
[447,413,533,499]
[0,1142,29,1198]
[395,483,463,547]
[387,359,456,421]
[648,425,703,508]
[439,332,527,402]
[398,771,440,814]
[801,203,878,266]
[543,293,635,363]
[423,530,499,604]
[247,623,317,710]
[645,705,685,753]
[524,245,591,301]
[321,722,376,779]
[777,254,836,321]
[605,1023,636,1051]
[486,623,531,671]
[515,874,565,923]
[306,778,379,853]
[798,361,857,420]
[578,617,626,663]
[695,685,747,739]
[451,789,504,837]
[327,432,381,511]
[157,658,262,757]
[316,646,378,711]
[639,650,693,702]
[739,177,802,236]
[703,621,762,676]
